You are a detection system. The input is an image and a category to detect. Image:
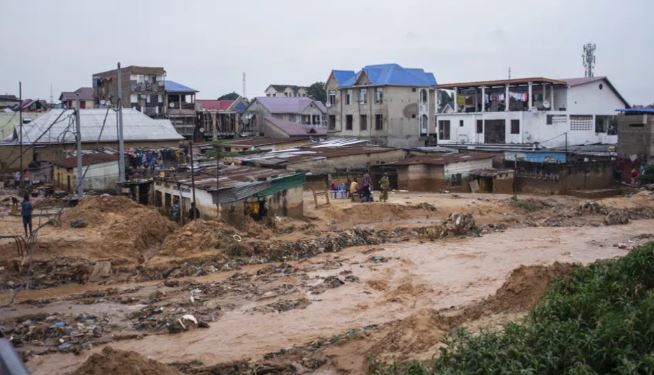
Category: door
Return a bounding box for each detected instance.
[484,120,506,144]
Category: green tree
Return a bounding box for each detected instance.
[307,82,326,103]
[218,92,240,101]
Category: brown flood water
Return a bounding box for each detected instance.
[26,220,653,374]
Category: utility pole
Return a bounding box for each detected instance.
[18,82,23,181]
[189,141,196,205]
[75,93,84,197]
[116,62,126,183]
[242,72,246,98]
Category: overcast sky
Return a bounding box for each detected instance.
[1,0,652,105]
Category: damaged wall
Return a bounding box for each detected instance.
[514,161,615,195]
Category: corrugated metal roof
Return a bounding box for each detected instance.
[394,153,494,166]
[196,99,234,111]
[264,116,327,137]
[164,80,198,93]
[15,108,183,145]
[250,97,326,114]
[437,77,567,89]
[339,64,436,88]
[0,111,46,141]
[59,87,94,101]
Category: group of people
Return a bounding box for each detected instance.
[169,199,201,223]
[330,172,391,203]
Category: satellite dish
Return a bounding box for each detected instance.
[543,100,550,109]
[169,103,175,108]
[100,100,106,105]
[199,127,205,133]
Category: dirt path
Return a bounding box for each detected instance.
[25,220,653,375]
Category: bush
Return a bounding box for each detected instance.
[374,242,654,374]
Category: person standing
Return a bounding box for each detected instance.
[21,194,33,237]
[361,172,372,202]
[379,173,390,202]
[349,178,359,201]
[170,199,180,223]
[188,202,200,221]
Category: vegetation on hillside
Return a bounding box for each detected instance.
[373,242,654,374]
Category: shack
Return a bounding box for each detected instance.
[153,165,304,226]
[393,153,494,192]
[52,153,119,192]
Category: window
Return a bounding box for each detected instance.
[595,115,617,134]
[288,114,296,122]
[547,114,567,125]
[328,90,336,106]
[346,115,353,130]
[629,123,645,128]
[438,120,451,140]
[570,115,593,131]
[451,173,462,186]
[420,89,428,104]
[420,115,428,135]
[158,95,163,103]
[312,115,320,125]
[375,88,383,103]
[375,114,383,130]
[360,115,368,131]
[328,115,336,130]
[130,94,137,103]
[459,119,464,127]
[302,115,311,124]
[359,89,367,104]
[476,120,483,134]
[510,119,520,134]
[346,90,352,105]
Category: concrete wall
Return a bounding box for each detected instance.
[616,113,654,161]
[514,161,615,195]
[397,158,492,192]
[54,161,119,192]
[326,83,436,148]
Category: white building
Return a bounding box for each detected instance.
[265,85,309,98]
[435,76,629,148]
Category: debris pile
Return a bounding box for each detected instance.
[72,346,182,375]
[577,201,608,215]
[422,213,477,240]
[128,305,212,334]
[604,210,631,225]
[2,312,111,357]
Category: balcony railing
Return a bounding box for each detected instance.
[130,81,163,93]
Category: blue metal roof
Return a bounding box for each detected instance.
[617,108,654,114]
[334,64,436,88]
[332,70,356,87]
[165,80,198,93]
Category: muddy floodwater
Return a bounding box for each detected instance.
[23,220,650,375]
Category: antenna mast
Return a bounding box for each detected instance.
[582,43,596,77]
[242,72,246,98]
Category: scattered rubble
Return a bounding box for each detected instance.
[2,312,112,357]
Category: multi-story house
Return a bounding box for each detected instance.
[265,85,309,98]
[163,80,198,139]
[325,63,437,148]
[434,76,629,147]
[59,87,95,109]
[93,65,166,117]
[243,97,326,136]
